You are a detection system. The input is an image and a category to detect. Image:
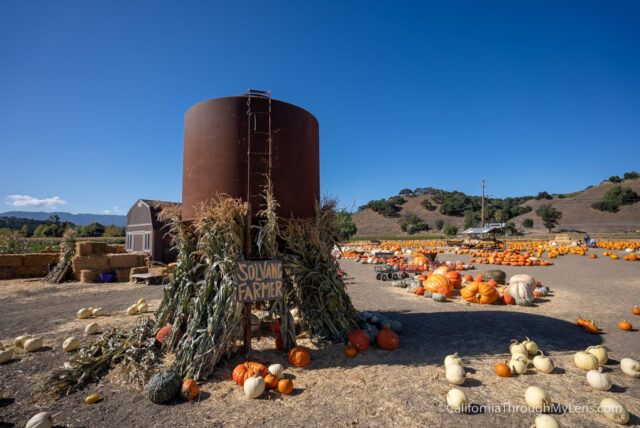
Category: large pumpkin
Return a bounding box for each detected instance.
[432,266,449,276]
[423,274,453,294]
[460,281,499,304]
[377,329,399,350]
[484,269,507,285]
[507,274,535,304]
[445,271,462,289]
[288,347,311,367]
[232,362,268,386]
[348,329,369,351]
[147,370,181,404]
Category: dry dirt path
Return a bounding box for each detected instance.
[0,248,639,427]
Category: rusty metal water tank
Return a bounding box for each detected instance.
[182,93,320,221]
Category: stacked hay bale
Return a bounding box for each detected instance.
[71,242,147,283]
[0,253,61,279]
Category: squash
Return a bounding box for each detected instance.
[600,397,629,425]
[268,364,285,379]
[586,367,612,391]
[423,274,452,294]
[25,412,53,428]
[532,351,554,374]
[126,305,138,315]
[62,337,80,352]
[495,361,511,377]
[574,351,599,371]
[23,337,43,352]
[620,358,640,378]
[586,345,608,365]
[507,274,535,304]
[348,329,369,351]
[390,320,402,334]
[14,334,32,348]
[460,281,499,304]
[618,319,632,331]
[181,379,199,400]
[233,362,268,385]
[147,370,181,404]
[432,293,447,302]
[345,345,357,358]
[445,364,466,385]
[137,303,148,314]
[278,377,294,395]
[155,325,172,346]
[91,307,104,317]
[363,323,379,344]
[0,349,13,364]
[244,371,266,399]
[137,298,146,305]
[288,347,311,367]
[84,322,99,335]
[484,269,506,284]
[445,271,462,289]
[85,393,101,404]
[376,329,399,350]
[77,308,92,319]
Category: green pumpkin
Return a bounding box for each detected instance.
[535,286,549,296]
[484,269,507,284]
[423,291,433,298]
[515,297,534,306]
[390,320,402,334]
[147,370,181,404]
[432,293,447,302]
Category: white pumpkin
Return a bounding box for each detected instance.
[507,274,536,302]
[84,322,99,335]
[509,340,527,357]
[574,351,599,371]
[137,298,147,305]
[586,345,608,365]
[532,351,554,374]
[127,305,138,315]
[508,358,528,375]
[0,349,13,364]
[600,397,629,425]
[268,364,285,379]
[62,337,80,352]
[620,358,640,378]
[244,372,265,399]
[14,334,32,348]
[522,337,538,355]
[444,352,463,368]
[77,308,92,319]
[92,307,104,317]
[445,364,465,385]
[533,414,559,428]
[446,388,468,411]
[137,303,148,313]
[23,338,43,352]
[525,386,551,410]
[586,367,612,391]
[25,412,53,428]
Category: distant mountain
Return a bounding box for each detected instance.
[0,211,127,227]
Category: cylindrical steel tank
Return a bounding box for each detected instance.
[182,95,319,221]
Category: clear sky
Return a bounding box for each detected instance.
[1,1,638,215]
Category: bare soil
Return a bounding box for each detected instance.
[1,248,639,427]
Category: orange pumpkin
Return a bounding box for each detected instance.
[348,329,369,351]
[495,361,511,377]
[376,329,399,350]
[423,274,453,294]
[619,320,632,331]
[413,286,425,295]
[181,379,199,400]
[278,378,294,395]
[288,347,311,367]
[583,323,599,334]
[345,345,357,358]
[460,281,499,304]
[487,279,498,287]
[264,373,279,389]
[464,274,473,282]
[474,273,484,282]
[632,306,640,316]
[232,362,268,386]
[500,294,515,305]
[432,266,449,276]
[445,271,462,289]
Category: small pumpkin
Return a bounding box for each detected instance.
[137,303,148,313]
[445,271,462,289]
[586,345,608,365]
[127,305,138,315]
[155,325,181,345]
[618,319,632,331]
[348,329,369,351]
[137,298,147,305]
[264,373,279,389]
[244,372,265,399]
[25,412,53,428]
[84,322,99,335]
[14,334,32,348]
[495,361,511,377]
[632,305,640,316]
[85,393,101,404]
[23,337,43,352]
[233,362,268,385]
[432,293,447,302]
[345,345,357,358]
[147,370,181,404]
[77,308,92,319]
[62,337,80,352]
[574,351,599,371]
[0,349,14,364]
[288,347,311,367]
[181,379,199,400]
[268,363,285,379]
[278,377,294,395]
[376,329,399,350]
[500,294,515,305]
[484,269,506,284]
[92,307,104,317]
[460,281,499,304]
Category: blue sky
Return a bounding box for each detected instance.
[1,1,638,215]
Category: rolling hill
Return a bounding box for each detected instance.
[0,211,127,227]
[352,179,640,236]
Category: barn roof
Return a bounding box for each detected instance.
[129,199,181,229]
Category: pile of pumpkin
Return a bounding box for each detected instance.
[345,311,401,356]
[444,337,639,426]
[470,250,553,266]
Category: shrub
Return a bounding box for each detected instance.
[0,229,29,254]
[609,175,622,183]
[442,224,458,237]
[435,219,444,230]
[421,200,437,211]
[623,171,639,180]
[535,205,562,232]
[522,219,534,228]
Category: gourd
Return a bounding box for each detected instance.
[348,329,369,351]
[84,322,99,335]
[525,386,551,409]
[586,367,612,391]
[509,358,528,375]
[446,388,468,411]
[362,323,378,344]
[77,308,92,319]
[268,364,285,379]
[390,320,402,334]
[345,345,357,358]
[0,349,13,364]
[127,305,138,315]
[137,303,148,313]
[137,298,146,305]
[574,351,599,371]
[600,397,629,425]
[181,379,199,400]
[25,412,53,428]
[484,269,506,284]
[532,351,554,374]
[432,293,447,302]
[445,364,465,385]
[85,393,101,404]
[522,337,538,355]
[532,414,559,428]
[24,337,43,352]
[15,334,32,348]
[62,337,80,352]
[376,329,399,350]
[620,358,640,377]
[618,320,632,331]
[91,307,104,317]
[507,274,536,305]
[510,340,527,357]
[534,286,548,297]
[288,347,311,367]
[244,372,265,399]
[278,378,294,395]
[444,352,463,368]
[147,370,181,404]
[586,345,608,364]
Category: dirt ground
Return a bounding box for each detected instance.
[1,248,639,427]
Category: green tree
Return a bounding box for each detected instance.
[609,175,622,183]
[435,219,444,230]
[535,204,562,232]
[103,225,125,237]
[336,211,357,241]
[442,224,458,237]
[0,229,29,254]
[20,224,29,236]
[494,210,507,223]
[535,191,552,200]
[592,186,640,212]
[421,200,437,211]
[522,218,534,228]
[77,222,106,237]
[504,221,516,235]
[464,210,480,229]
[399,188,412,196]
[623,171,639,180]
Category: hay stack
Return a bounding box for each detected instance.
[80,269,99,283]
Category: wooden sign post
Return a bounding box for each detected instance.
[238,260,283,354]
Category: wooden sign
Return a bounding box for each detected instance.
[237,260,283,302]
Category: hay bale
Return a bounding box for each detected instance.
[91,242,108,254]
[106,244,126,254]
[0,269,12,280]
[72,255,110,271]
[80,269,99,283]
[76,242,108,256]
[108,254,145,269]
[22,253,59,266]
[148,267,168,277]
[0,255,24,267]
[115,268,130,282]
[129,266,148,282]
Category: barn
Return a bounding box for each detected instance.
[125,199,179,263]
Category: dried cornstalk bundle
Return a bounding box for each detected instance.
[43,228,76,283]
[35,317,159,401]
[279,199,361,341]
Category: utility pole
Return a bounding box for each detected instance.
[481,179,485,227]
